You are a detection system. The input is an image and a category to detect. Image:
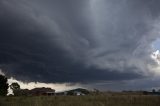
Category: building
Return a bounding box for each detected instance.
[55,88,90,96]
[29,87,55,96]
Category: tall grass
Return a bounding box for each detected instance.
[0,95,160,106]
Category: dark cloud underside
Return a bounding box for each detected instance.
[0,0,160,83]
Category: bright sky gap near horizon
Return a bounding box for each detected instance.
[153,39,160,50]
[1,0,160,92]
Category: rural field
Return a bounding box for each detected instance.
[0,94,160,106]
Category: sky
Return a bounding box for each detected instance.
[1,0,160,91]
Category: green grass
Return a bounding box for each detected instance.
[0,95,160,106]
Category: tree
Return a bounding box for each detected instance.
[152,89,156,93]
[10,82,20,96]
[10,82,20,91]
[0,75,9,96]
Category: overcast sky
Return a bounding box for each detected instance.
[1,0,160,91]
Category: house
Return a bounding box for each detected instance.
[16,87,55,96]
[73,91,85,96]
[55,88,90,96]
[29,87,55,96]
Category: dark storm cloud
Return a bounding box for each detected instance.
[0,0,160,83]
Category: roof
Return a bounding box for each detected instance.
[30,87,55,93]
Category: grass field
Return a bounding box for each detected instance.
[0,94,160,106]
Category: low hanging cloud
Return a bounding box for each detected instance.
[0,0,160,84]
